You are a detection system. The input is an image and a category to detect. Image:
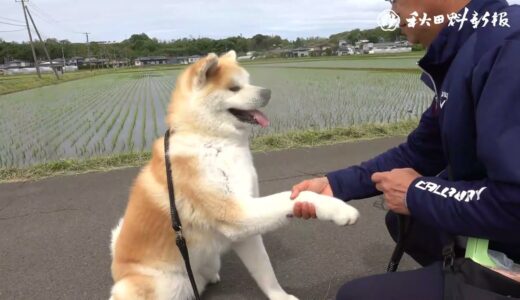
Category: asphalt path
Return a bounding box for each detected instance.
[0,137,419,300]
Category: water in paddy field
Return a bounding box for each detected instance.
[0,58,433,168]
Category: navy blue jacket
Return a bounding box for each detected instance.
[327,0,520,256]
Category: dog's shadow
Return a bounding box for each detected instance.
[203,236,400,300]
[203,234,298,299]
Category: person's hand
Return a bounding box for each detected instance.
[371,168,421,215]
[290,177,333,219]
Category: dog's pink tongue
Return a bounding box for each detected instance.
[250,110,270,128]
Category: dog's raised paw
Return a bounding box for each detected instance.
[332,204,360,226]
[293,191,360,226]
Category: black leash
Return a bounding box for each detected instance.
[164,129,201,300]
[387,214,412,272]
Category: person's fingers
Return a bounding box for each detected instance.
[302,202,311,220]
[291,180,310,199]
[309,203,317,218]
[294,202,303,218]
[371,172,386,183]
[375,183,384,192]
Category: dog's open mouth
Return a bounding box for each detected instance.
[228,108,270,128]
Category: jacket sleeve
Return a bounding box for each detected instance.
[326,101,447,201]
[406,40,520,243]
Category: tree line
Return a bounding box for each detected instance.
[1,27,414,63]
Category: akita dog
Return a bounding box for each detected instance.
[110,50,359,300]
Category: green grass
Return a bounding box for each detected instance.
[0,119,417,183]
[0,66,184,96]
[251,119,417,151]
[0,71,103,95]
[0,152,152,183]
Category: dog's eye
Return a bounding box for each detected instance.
[229,86,241,92]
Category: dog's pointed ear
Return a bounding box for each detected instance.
[222,50,237,61]
[194,53,219,89]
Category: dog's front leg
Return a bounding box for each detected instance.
[232,235,298,300]
[218,191,359,241]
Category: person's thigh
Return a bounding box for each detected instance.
[336,263,444,300]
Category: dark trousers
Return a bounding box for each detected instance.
[336,212,464,300]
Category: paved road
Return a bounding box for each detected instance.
[0,137,418,300]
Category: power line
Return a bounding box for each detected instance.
[0,20,26,27]
[0,28,26,33]
[28,1,83,34]
[28,1,60,23]
[0,16,25,24]
[25,4,60,79]
[21,3,85,43]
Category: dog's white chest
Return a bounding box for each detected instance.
[200,143,258,198]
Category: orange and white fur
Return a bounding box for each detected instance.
[110,51,360,300]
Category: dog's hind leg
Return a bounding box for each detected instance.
[232,235,298,300]
[114,272,208,300]
[110,275,156,300]
[161,273,208,300]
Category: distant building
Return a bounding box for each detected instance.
[6,60,31,68]
[40,59,65,67]
[321,46,331,53]
[40,59,65,73]
[292,47,311,57]
[134,56,168,66]
[371,41,412,54]
[2,59,34,75]
[238,51,256,61]
[173,56,190,65]
[237,55,253,61]
[337,40,355,56]
[354,40,372,54]
[4,58,78,75]
[170,55,201,65]
[110,58,130,68]
[69,57,84,66]
[83,57,109,67]
[188,55,201,64]
[267,48,288,58]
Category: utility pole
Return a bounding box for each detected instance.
[17,0,40,79]
[83,32,91,71]
[112,47,116,68]
[25,5,59,79]
[61,42,66,74]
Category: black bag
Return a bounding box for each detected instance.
[443,258,520,300]
[441,166,520,299]
[387,215,520,299]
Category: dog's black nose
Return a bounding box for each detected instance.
[260,88,271,100]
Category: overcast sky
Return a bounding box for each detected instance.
[1,0,519,43]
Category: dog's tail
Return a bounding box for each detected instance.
[110,275,156,300]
